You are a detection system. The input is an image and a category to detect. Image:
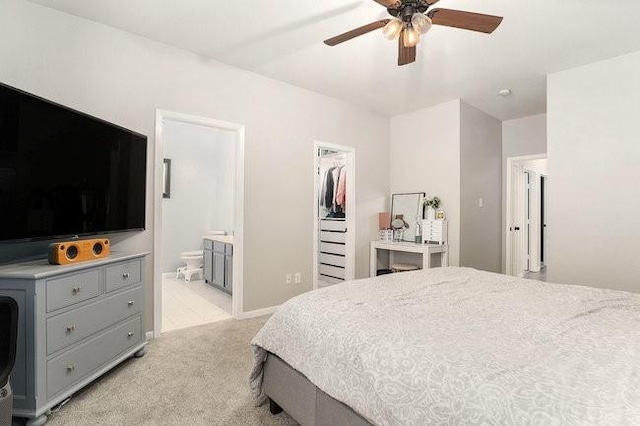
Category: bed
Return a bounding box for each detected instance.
[250,267,640,425]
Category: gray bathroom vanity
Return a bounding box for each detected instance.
[203,236,233,295]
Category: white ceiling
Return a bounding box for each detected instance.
[29,0,640,120]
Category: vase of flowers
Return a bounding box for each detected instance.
[423,196,441,220]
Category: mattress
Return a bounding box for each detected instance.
[250,267,640,425]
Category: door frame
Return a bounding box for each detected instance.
[505,154,546,276]
[540,174,548,267]
[153,109,245,337]
[312,141,356,290]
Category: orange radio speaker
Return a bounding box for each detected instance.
[48,238,110,265]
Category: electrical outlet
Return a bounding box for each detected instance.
[286,274,292,284]
[478,198,484,208]
[294,273,301,284]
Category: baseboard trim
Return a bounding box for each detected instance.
[145,331,155,341]
[161,272,175,279]
[239,305,280,319]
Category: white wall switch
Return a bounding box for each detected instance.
[286,274,292,284]
[294,272,301,284]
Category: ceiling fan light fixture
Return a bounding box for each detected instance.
[403,26,421,47]
[382,18,403,40]
[411,13,432,34]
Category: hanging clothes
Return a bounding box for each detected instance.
[318,153,347,218]
[335,166,347,208]
[321,167,337,209]
[331,167,340,208]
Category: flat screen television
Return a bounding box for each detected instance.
[0,82,147,243]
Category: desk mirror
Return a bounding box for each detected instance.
[391,192,425,243]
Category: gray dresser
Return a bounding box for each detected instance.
[0,252,148,426]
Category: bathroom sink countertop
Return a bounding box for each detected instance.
[203,235,234,245]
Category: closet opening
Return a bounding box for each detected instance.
[313,142,355,290]
[505,154,548,279]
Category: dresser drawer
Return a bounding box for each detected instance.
[46,286,143,355]
[320,219,346,232]
[105,259,141,293]
[47,315,142,398]
[319,264,345,279]
[46,269,102,313]
[319,231,346,244]
[225,243,233,256]
[203,239,214,250]
[320,242,346,256]
[213,241,225,253]
[319,253,345,268]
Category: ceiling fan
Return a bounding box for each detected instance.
[324,0,503,66]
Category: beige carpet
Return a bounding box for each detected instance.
[42,316,298,426]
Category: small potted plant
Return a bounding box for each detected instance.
[423,196,441,220]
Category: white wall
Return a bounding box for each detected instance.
[390,100,461,266]
[161,121,236,273]
[460,102,502,272]
[501,114,547,272]
[0,0,390,323]
[547,51,640,292]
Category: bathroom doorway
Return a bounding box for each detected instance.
[153,110,245,336]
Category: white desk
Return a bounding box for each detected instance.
[369,240,449,277]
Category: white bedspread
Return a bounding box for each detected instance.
[250,267,640,425]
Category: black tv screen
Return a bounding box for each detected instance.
[0,83,147,243]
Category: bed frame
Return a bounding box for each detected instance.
[263,353,373,426]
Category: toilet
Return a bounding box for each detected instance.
[176,250,204,282]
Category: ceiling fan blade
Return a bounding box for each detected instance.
[324,19,390,46]
[398,31,416,66]
[373,0,401,8]
[428,8,503,34]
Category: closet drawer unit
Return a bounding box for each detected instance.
[318,275,343,285]
[203,239,214,250]
[320,242,346,256]
[105,259,141,293]
[319,231,346,244]
[319,253,345,268]
[46,315,142,399]
[225,243,233,256]
[319,264,345,280]
[46,286,144,355]
[46,269,101,313]
[320,220,346,232]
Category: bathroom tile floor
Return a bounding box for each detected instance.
[162,275,232,333]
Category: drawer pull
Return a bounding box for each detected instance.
[72,286,82,295]
[66,364,77,372]
[122,272,130,279]
[127,332,134,338]
[66,324,76,332]
[128,300,135,307]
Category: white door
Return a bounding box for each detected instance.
[509,165,526,276]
